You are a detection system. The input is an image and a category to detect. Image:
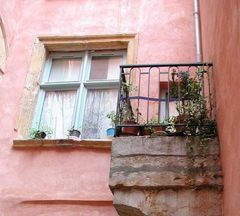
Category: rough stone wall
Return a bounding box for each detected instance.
[109,136,223,216]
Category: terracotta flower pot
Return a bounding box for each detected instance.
[141,125,166,136]
[142,127,152,136]
[121,121,139,136]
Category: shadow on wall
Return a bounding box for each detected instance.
[0,16,7,73]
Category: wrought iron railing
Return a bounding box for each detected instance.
[115,62,214,136]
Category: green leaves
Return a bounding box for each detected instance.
[170,69,216,137]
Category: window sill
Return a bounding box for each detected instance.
[13,138,112,149]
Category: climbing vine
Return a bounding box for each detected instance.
[168,69,217,187]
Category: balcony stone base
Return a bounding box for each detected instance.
[109,136,223,216]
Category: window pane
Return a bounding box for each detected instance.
[89,56,122,80]
[39,90,77,138]
[48,58,82,82]
[81,89,118,139]
[160,90,178,120]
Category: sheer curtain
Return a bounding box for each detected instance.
[89,56,122,80]
[48,59,82,82]
[107,57,122,79]
[81,89,118,139]
[39,91,77,138]
[39,57,81,139]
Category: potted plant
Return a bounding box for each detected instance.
[118,81,140,136]
[121,115,139,136]
[119,102,139,136]
[141,124,154,136]
[68,126,81,139]
[30,127,52,139]
[168,69,216,136]
[142,118,167,136]
[170,70,201,100]
[165,115,186,135]
[106,111,116,137]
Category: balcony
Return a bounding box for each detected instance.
[115,62,216,138]
[109,63,222,216]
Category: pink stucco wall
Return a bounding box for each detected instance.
[200,1,240,215]
[0,0,195,215]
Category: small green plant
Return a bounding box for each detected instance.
[30,126,52,139]
[165,116,177,134]
[142,117,168,135]
[119,81,138,124]
[106,111,117,128]
[68,126,81,132]
[169,69,216,137]
[170,70,202,100]
[122,82,138,93]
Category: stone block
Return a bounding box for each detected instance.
[109,136,223,216]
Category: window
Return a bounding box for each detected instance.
[32,50,126,139]
[159,83,178,120]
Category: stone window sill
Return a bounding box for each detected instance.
[13,139,112,149]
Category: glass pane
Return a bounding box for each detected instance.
[160,90,178,121]
[39,90,77,139]
[89,56,123,80]
[48,58,82,82]
[81,89,118,139]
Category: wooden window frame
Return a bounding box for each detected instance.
[15,34,137,138]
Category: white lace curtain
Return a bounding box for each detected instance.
[39,91,77,138]
[81,89,118,139]
[49,59,82,82]
[38,54,120,139]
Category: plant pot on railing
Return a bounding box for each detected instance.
[121,120,139,136]
[141,127,152,136]
[174,124,187,135]
[141,125,166,136]
[175,114,188,134]
[152,125,167,136]
[165,115,187,136]
[140,117,168,136]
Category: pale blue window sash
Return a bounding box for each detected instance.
[76,50,127,131]
[32,52,84,130]
[32,50,127,137]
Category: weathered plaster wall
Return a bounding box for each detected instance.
[0,0,195,215]
[200,0,240,215]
